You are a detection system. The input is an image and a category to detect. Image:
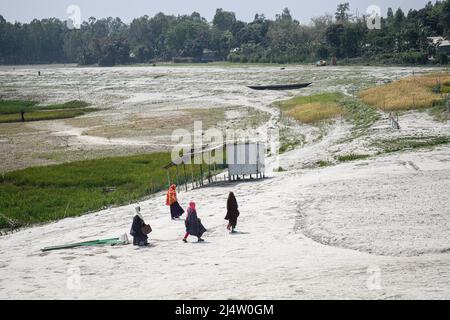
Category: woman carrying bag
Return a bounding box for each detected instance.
[130,206,152,246]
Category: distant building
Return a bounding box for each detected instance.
[201,49,220,62]
[172,56,200,63]
[428,36,445,45]
[172,50,221,63]
[428,37,450,55]
[438,40,450,55]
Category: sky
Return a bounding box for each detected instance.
[0,0,434,24]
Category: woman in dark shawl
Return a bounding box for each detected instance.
[225,192,240,233]
[130,206,149,246]
[182,201,206,243]
[166,184,185,220]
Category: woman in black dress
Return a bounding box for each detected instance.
[166,184,184,220]
[182,201,206,243]
[130,206,149,246]
[225,192,240,233]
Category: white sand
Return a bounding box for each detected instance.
[0,65,449,299]
[0,140,449,299]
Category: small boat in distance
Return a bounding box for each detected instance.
[247,82,312,91]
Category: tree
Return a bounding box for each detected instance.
[386,8,394,26]
[0,2,449,66]
[335,3,351,23]
[442,0,450,36]
[394,8,405,28]
[213,9,236,31]
[166,15,211,57]
[276,8,293,22]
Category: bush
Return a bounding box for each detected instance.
[0,152,212,228]
[336,154,370,162]
[439,53,449,65]
[397,51,429,65]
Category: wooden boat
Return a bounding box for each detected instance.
[247,82,312,91]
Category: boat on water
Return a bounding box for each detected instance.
[247,82,312,91]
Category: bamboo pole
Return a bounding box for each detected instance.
[183,163,188,192]
[190,165,195,189]
[166,170,170,188]
[176,165,180,189]
[200,163,204,186]
[208,151,212,184]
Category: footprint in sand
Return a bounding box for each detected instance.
[93,249,108,254]
[61,256,77,260]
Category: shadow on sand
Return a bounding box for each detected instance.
[229,231,250,235]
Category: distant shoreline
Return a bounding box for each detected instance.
[1,61,448,70]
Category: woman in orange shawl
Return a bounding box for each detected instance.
[166,184,184,220]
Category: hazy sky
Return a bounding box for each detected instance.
[0,0,433,24]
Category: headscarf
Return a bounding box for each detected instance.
[186,200,196,218]
[135,206,144,221]
[166,184,177,205]
[227,192,238,212]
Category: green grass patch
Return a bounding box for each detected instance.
[427,99,449,122]
[336,154,371,162]
[441,85,450,94]
[277,93,344,112]
[35,100,90,111]
[0,152,223,228]
[373,136,450,154]
[276,93,379,127]
[0,108,96,123]
[0,100,39,114]
[315,160,333,167]
[279,136,304,154]
[278,125,305,154]
[0,99,93,123]
[340,98,380,129]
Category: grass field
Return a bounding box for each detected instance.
[359,73,450,111]
[277,92,380,128]
[336,154,371,162]
[0,99,94,123]
[373,136,450,154]
[277,93,345,124]
[0,152,223,229]
[339,98,380,129]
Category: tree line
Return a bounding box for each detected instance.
[1,1,450,66]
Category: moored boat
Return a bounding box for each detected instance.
[247,82,312,91]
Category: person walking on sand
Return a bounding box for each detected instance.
[225,192,240,233]
[130,206,151,246]
[166,184,184,220]
[183,201,206,243]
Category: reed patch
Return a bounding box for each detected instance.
[0,99,94,123]
[0,152,218,229]
[358,73,450,111]
[277,93,345,124]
